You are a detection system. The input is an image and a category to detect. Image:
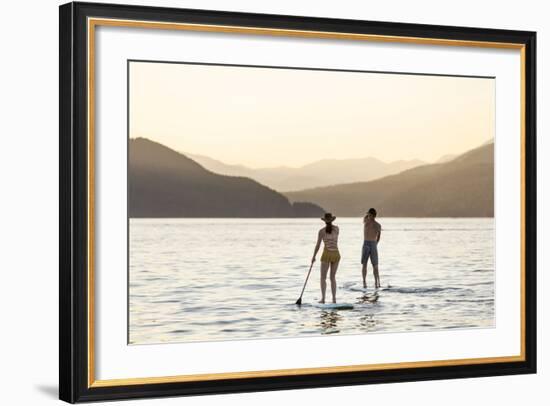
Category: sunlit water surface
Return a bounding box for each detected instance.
[129,218,494,345]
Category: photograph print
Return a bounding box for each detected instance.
[128,60,495,345]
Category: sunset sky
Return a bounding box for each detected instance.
[129,61,494,168]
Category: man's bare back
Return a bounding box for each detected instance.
[364,219,381,242]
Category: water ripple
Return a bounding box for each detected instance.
[129,218,495,344]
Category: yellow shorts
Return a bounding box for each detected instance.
[321,249,341,263]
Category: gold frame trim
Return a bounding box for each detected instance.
[87,17,527,388]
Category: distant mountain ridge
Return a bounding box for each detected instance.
[286,143,494,217]
[129,138,324,218]
[436,154,457,163]
[187,152,425,192]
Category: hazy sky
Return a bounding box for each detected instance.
[129,61,494,168]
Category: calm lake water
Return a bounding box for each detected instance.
[129,218,495,345]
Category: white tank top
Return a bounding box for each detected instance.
[322,226,339,251]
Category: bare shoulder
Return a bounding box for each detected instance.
[375,220,382,230]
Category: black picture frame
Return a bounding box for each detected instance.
[59,1,537,403]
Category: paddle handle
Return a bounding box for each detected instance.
[298,262,315,300]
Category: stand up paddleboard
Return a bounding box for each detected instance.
[343,281,392,293]
[348,286,370,293]
[314,303,354,310]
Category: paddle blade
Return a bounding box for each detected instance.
[295,297,302,306]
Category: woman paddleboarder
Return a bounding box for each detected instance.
[312,213,341,304]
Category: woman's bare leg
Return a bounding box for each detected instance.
[319,261,329,303]
[329,260,339,303]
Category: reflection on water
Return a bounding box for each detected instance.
[129,218,495,344]
[359,313,377,331]
[356,292,379,304]
[319,311,341,335]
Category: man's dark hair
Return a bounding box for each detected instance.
[368,208,377,217]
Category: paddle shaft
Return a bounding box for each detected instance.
[297,262,315,301]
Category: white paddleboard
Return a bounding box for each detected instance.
[347,286,370,293]
[314,303,354,310]
[344,282,391,293]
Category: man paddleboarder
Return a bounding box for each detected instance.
[362,208,382,289]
